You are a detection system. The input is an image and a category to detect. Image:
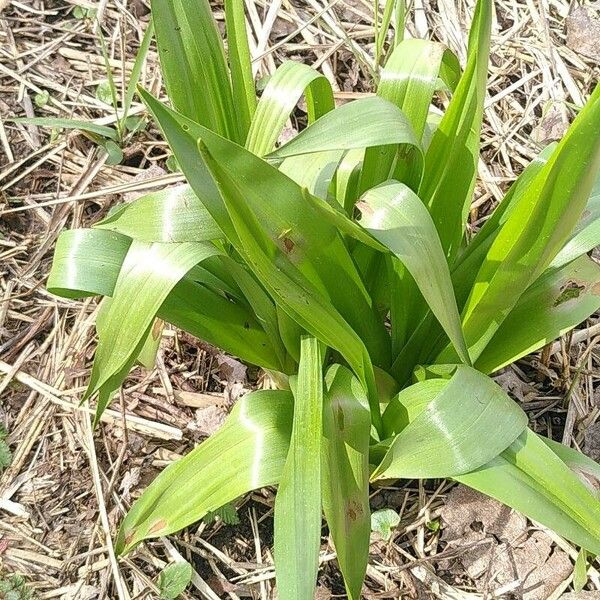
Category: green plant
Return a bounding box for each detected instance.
[0,425,11,473]
[0,574,34,600]
[157,561,192,599]
[10,20,154,165]
[47,0,600,597]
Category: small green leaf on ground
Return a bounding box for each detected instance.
[72,5,97,18]
[165,155,180,172]
[102,140,123,165]
[371,508,400,541]
[125,115,145,133]
[34,90,49,107]
[0,424,11,472]
[574,548,588,592]
[203,502,240,525]
[96,81,113,105]
[158,560,193,599]
[0,574,34,600]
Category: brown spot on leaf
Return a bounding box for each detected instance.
[283,237,295,253]
[124,529,136,546]
[148,518,168,535]
[151,318,163,341]
[346,500,364,522]
[356,201,373,217]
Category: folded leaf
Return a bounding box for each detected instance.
[47,229,131,298]
[269,96,420,159]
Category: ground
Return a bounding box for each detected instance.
[1,0,600,598]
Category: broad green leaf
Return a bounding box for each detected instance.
[158,561,193,599]
[138,88,383,367]
[245,61,334,156]
[456,429,600,555]
[151,0,241,141]
[459,83,600,363]
[47,229,281,371]
[358,181,471,367]
[550,173,600,269]
[196,132,390,368]
[378,39,460,140]
[372,365,527,480]
[138,89,389,377]
[279,150,344,199]
[321,365,370,600]
[159,275,284,370]
[275,336,323,600]
[419,0,492,260]
[474,255,600,373]
[382,379,446,438]
[85,241,221,420]
[196,139,383,430]
[138,87,241,246]
[268,96,420,159]
[47,229,131,298]
[224,0,256,138]
[95,184,223,243]
[452,143,557,309]
[10,117,118,140]
[116,390,293,554]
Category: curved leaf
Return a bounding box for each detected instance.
[373,365,527,480]
[47,229,131,298]
[116,389,293,555]
[456,430,600,555]
[459,83,600,363]
[475,255,600,373]
[269,96,420,160]
[245,61,334,156]
[358,181,470,367]
[86,241,221,420]
[95,184,223,243]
